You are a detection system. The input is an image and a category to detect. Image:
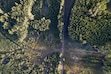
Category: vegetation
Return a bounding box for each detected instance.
[69,0,111,45]
[0,0,111,74]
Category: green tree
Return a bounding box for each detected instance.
[31,17,50,31]
[0,0,51,42]
[69,0,111,45]
[101,43,111,74]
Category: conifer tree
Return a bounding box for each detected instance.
[69,0,111,45]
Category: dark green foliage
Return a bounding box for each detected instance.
[0,0,35,42]
[69,0,111,45]
[41,53,60,74]
[47,0,61,37]
[0,32,19,51]
[32,0,43,19]
[0,0,20,12]
[0,2,56,74]
[107,0,111,11]
[101,43,111,73]
[0,0,52,42]
[31,0,61,48]
[1,0,111,74]
[0,49,60,74]
[32,0,61,34]
[31,17,51,31]
[0,0,60,50]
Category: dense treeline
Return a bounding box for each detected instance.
[69,0,111,45]
[69,0,111,73]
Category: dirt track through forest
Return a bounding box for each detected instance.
[34,0,105,73]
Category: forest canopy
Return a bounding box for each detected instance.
[0,0,111,74]
[69,0,111,45]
